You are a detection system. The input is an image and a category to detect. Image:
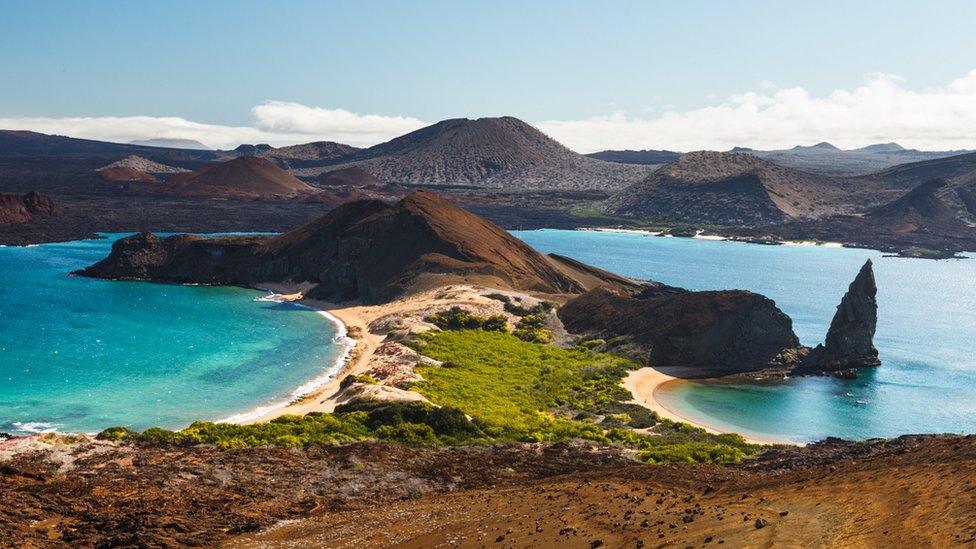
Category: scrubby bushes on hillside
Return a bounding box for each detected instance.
[425,306,508,332]
[97,400,486,449]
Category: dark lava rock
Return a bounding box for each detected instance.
[804,260,879,373]
[558,284,801,374]
[755,518,767,529]
[0,190,62,224]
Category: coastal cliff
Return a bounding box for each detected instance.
[559,285,801,374]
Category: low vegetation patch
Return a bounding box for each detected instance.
[410,329,759,462]
[97,400,487,449]
[425,306,508,332]
[99,310,760,463]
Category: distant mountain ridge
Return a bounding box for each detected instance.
[293,116,652,191]
[129,138,211,150]
[730,142,973,175]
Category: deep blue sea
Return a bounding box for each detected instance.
[514,229,976,443]
[0,234,347,435]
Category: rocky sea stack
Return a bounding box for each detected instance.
[804,260,880,376]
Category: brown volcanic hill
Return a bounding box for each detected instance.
[232,144,274,156]
[0,190,62,223]
[168,156,315,197]
[856,178,976,247]
[870,151,976,189]
[303,116,651,191]
[260,141,359,162]
[95,166,158,183]
[606,151,882,225]
[99,155,189,174]
[318,166,382,187]
[77,190,586,302]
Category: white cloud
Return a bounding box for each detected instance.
[536,70,976,152]
[250,101,427,144]
[0,103,427,149]
[2,70,976,153]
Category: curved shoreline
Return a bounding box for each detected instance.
[623,367,794,446]
[219,293,356,424]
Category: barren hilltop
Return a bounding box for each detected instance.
[298,116,652,190]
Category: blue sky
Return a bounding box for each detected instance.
[2,0,976,151]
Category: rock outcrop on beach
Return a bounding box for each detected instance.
[0,191,62,224]
[558,284,802,374]
[803,260,879,375]
[77,190,586,302]
[167,156,316,197]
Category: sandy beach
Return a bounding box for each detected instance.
[240,284,516,423]
[623,367,790,445]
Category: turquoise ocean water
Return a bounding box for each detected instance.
[514,229,976,443]
[0,234,347,435]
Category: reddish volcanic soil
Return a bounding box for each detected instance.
[318,166,382,187]
[96,165,157,183]
[2,436,975,547]
[0,190,61,224]
[170,156,315,197]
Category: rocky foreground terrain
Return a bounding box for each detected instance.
[2,433,975,547]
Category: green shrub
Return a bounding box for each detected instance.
[579,338,606,350]
[96,426,137,441]
[116,322,762,464]
[375,423,440,446]
[638,443,747,464]
[139,427,178,443]
[481,314,509,332]
[426,306,486,330]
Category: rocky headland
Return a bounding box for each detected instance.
[558,259,879,378]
